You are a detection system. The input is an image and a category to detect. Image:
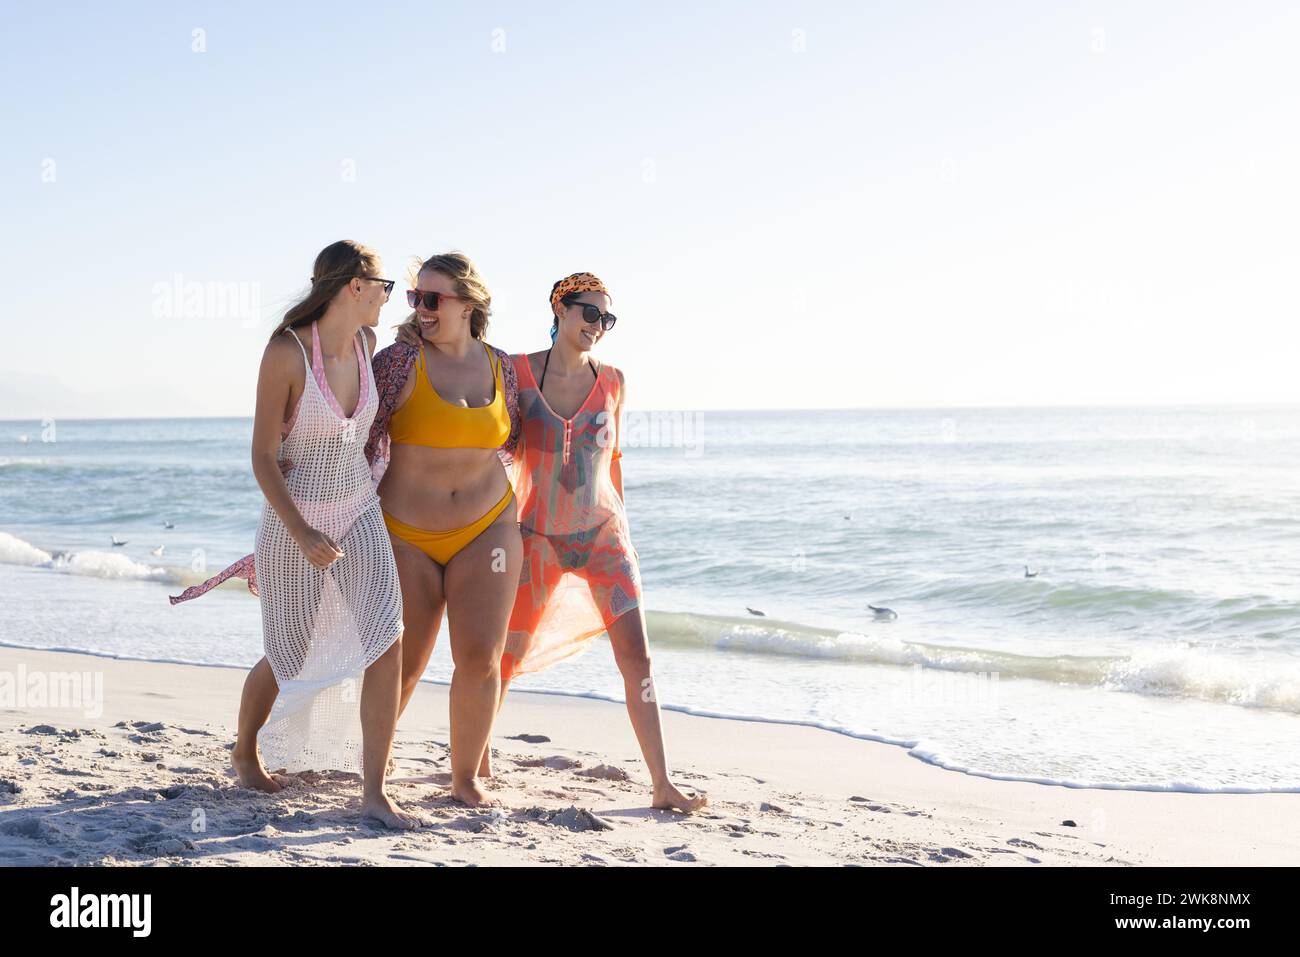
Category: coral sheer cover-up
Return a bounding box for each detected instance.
[504,353,643,676]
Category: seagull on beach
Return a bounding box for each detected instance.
[151,545,165,557]
[868,604,898,621]
[1024,565,1039,578]
[163,521,175,529]
[111,536,128,547]
[745,607,766,617]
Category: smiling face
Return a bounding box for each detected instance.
[556,291,612,353]
[348,260,389,327]
[412,268,472,342]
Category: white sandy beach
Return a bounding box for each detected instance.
[0,645,1295,867]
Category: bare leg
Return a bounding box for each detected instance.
[359,640,425,829]
[388,531,446,719]
[231,657,292,792]
[443,511,522,807]
[605,607,708,813]
[476,653,516,777]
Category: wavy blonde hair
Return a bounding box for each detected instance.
[399,251,492,340]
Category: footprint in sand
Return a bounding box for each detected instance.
[0,816,47,841]
[926,846,974,863]
[506,733,551,744]
[516,756,582,770]
[663,845,697,862]
[526,805,613,832]
[576,764,629,782]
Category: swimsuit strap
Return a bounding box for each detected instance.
[285,326,310,365]
[310,320,325,380]
[538,347,598,393]
[418,340,499,401]
[354,328,370,395]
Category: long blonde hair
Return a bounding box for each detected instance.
[271,240,381,342]
[399,251,492,340]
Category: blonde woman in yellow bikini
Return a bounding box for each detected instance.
[365,251,522,808]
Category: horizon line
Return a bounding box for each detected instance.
[3,399,1299,423]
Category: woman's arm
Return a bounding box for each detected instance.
[251,336,343,569]
[610,368,626,501]
[364,339,417,484]
[497,346,521,465]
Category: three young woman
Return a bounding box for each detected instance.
[174,247,704,817]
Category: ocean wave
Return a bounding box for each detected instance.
[6,526,1299,715]
[0,531,53,566]
[53,550,171,582]
[644,610,1300,714]
[0,531,173,583]
[0,457,51,470]
[901,577,1202,617]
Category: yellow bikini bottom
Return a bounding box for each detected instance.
[383,486,514,566]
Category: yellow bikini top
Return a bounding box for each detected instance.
[389,341,511,449]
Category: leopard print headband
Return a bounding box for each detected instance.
[550,272,608,307]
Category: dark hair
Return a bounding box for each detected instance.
[549,285,613,336]
[270,240,379,343]
[549,284,584,337]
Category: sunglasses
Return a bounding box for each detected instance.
[407,289,465,310]
[567,301,618,332]
[361,276,395,297]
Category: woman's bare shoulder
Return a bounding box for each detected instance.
[262,330,305,366]
[523,349,549,379]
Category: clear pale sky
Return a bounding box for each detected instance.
[2,0,1297,418]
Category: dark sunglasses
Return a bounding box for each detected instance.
[407,289,465,310]
[361,276,395,297]
[567,301,618,331]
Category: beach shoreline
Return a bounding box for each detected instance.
[1,646,1294,866]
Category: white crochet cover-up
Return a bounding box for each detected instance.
[254,322,403,773]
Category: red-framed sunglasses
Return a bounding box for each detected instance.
[407,289,465,310]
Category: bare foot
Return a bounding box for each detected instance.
[361,791,427,830]
[232,748,283,793]
[451,778,498,808]
[477,751,494,779]
[652,782,709,814]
